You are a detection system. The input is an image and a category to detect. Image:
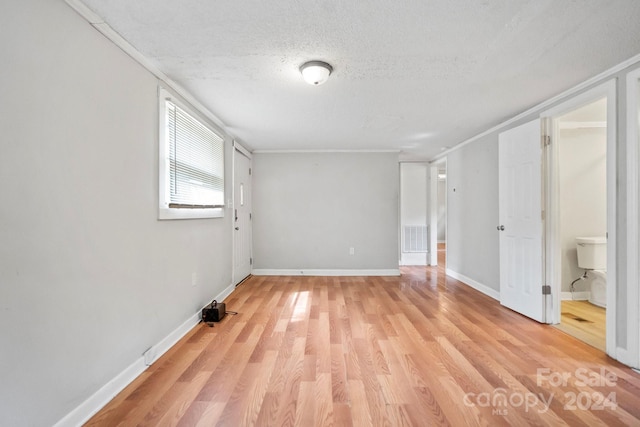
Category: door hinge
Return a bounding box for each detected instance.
[541,210,545,220]
[250,257,253,265]
[541,135,551,148]
[542,285,551,295]
[249,213,252,220]
[249,168,252,175]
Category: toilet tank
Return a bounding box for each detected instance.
[576,236,607,270]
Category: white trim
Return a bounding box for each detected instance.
[158,206,224,220]
[616,347,635,368]
[233,140,252,159]
[558,121,607,130]
[231,146,253,286]
[540,80,617,358]
[428,158,446,266]
[53,357,147,427]
[541,116,557,324]
[64,0,103,24]
[157,87,226,220]
[626,67,640,369]
[446,269,500,301]
[397,162,402,270]
[143,308,204,367]
[252,269,401,276]
[53,282,236,427]
[252,149,400,154]
[431,53,640,162]
[561,291,590,301]
[540,82,614,117]
[64,0,229,133]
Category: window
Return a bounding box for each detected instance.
[159,88,225,219]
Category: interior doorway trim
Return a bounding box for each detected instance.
[625,68,640,369]
[232,139,253,287]
[540,80,617,358]
[428,158,446,266]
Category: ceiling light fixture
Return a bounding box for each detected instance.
[300,61,333,85]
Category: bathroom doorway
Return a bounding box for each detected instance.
[429,159,447,267]
[554,98,607,350]
[542,82,616,353]
[437,165,447,267]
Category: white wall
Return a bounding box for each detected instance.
[400,163,428,265]
[559,127,607,292]
[446,135,500,291]
[0,1,233,425]
[252,152,399,272]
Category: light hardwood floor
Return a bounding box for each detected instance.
[86,265,640,426]
[556,300,606,351]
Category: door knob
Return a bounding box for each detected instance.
[235,227,239,230]
[497,225,505,231]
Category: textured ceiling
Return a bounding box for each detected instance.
[77,0,640,160]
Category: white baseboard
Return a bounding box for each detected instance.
[252,269,401,277]
[561,291,590,301]
[445,269,500,301]
[54,282,237,427]
[53,356,148,427]
[615,347,635,368]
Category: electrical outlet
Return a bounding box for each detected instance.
[349,247,355,255]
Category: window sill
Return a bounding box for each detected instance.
[158,207,224,220]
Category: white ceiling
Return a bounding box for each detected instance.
[77,0,640,160]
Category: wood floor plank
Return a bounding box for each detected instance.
[85,265,640,426]
[294,380,316,426]
[347,379,373,427]
[555,300,606,351]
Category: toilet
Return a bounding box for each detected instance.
[575,236,607,308]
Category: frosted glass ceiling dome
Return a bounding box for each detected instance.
[300,61,333,85]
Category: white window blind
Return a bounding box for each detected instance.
[165,100,224,208]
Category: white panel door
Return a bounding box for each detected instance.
[233,148,252,284]
[499,119,545,323]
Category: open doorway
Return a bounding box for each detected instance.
[399,162,429,266]
[552,98,608,351]
[429,159,447,267]
[437,165,447,267]
[542,81,616,355]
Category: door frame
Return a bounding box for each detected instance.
[232,140,253,286]
[625,67,640,369]
[429,158,447,266]
[540,80,617,357]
